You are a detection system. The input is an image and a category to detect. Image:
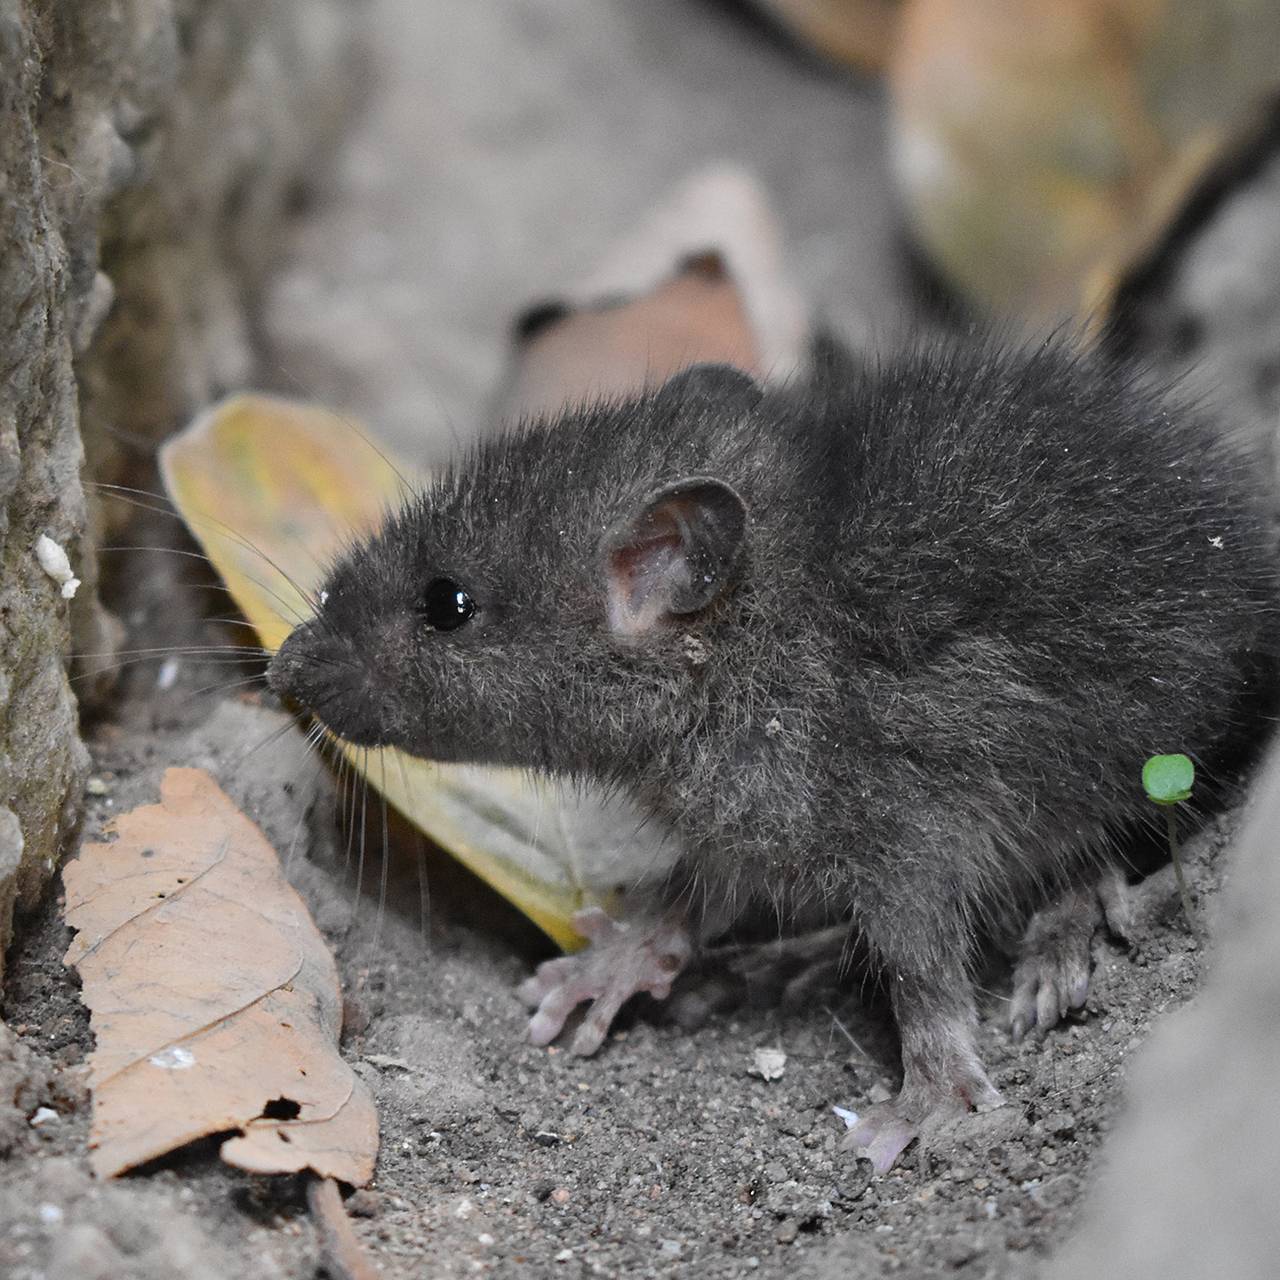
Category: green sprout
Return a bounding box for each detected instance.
[1142,753,1195,927]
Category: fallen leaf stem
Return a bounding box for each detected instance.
[307,1176,381,1280]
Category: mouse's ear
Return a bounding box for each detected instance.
[601,476,747,638]
[655,364,762,419]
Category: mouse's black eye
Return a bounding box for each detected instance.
[418,577,476,631]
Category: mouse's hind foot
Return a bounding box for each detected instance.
[516,907,693,1056]
[1010,868,1131,1039]
[842,1051,1003,1173]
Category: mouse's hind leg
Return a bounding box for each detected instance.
[1009,868,1131,1039]
[843,970,1003,1172]
[842,899,1003,1172]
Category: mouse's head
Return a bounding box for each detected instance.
[267,364,771,779]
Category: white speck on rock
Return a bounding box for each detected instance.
[30,1107,59,1127]
[38,1202,63,1225]
[35,535,80,599]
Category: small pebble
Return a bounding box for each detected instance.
[1042,1111,1075,1138]
[749,1048,787,1081]
[942,1239,981,1268]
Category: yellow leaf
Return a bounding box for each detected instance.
[157,394,406,653]
[63,767,379,1182]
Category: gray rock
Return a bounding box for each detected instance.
[1126,147,1280,480]
[0,0,363,975]
[1,1151,261,1280]
[1048,139,1280,1280]
[1048,739,1280,1279]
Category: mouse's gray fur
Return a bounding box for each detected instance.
[270,337,1279,1167]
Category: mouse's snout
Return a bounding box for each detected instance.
[268,618,405,750]
[268,621,354,729]
[266,622,315,704]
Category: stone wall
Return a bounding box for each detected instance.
[0,0,362,973]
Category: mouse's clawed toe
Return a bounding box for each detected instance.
[842,1060,1004,1173]
[842,1105,921,1174]
[1009,941,1090,1040]
[516,908,694,1056]
[1010,869,1130,1038]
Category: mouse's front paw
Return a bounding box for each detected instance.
[516,907,693,1056]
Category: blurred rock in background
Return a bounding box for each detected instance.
[890,0,1280,328]
[0,0,364,973]
[1048,737,1280,1280]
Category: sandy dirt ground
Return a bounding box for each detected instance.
[0,674,1228,1279]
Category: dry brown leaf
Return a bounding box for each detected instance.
[63,767,377,1183]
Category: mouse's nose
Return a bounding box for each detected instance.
[267,621,396,749]
[267,622,318,704]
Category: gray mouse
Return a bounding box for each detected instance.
[268,336,1279,1170]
